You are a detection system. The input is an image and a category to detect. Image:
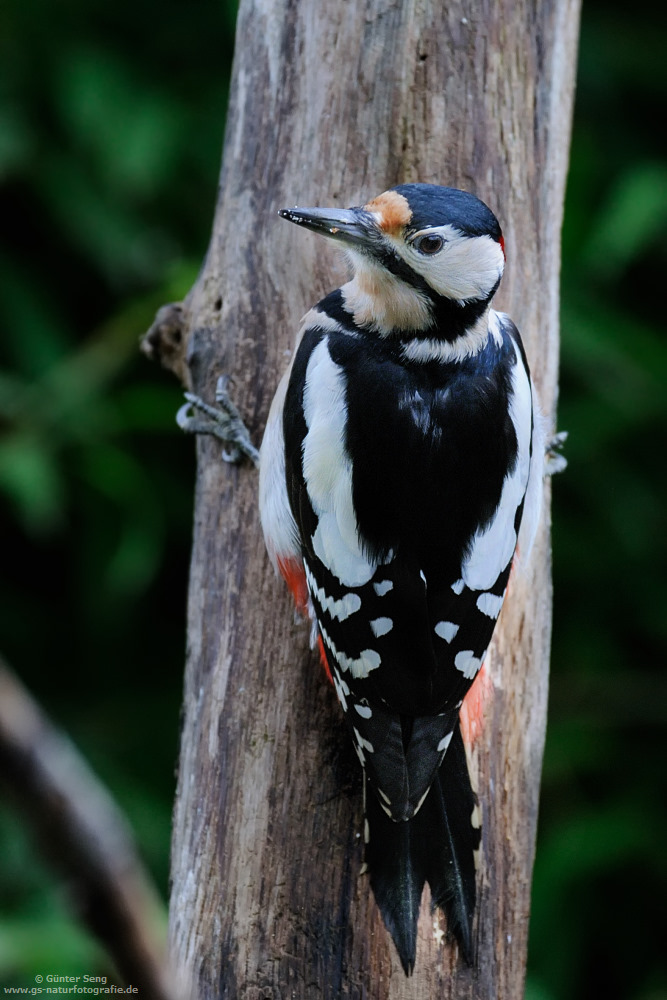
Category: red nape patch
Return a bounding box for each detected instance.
[460,663,493,746]
[277,556,309,618]
[498,234,506,260]
[317,634,333,685]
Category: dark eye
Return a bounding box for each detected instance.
[413,233,444,255]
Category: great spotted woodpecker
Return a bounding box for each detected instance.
[258,183,544,974]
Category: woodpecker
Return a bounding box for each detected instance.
[258,183,544,974]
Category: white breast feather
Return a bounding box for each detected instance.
[260,308,356,571]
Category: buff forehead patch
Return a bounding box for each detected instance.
[364,190,412,234]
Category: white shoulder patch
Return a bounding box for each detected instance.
[259,366,299,570]
[259,309,350,572]
[516,383,545,567]
[302,338,377,587]
[462,339,533,590]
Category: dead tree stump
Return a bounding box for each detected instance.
[145,1,580,996]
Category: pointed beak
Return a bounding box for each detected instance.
[278,205,379,250]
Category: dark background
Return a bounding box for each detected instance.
[1,2,665,997]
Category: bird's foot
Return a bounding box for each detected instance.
[176,376,260,467]
[544,430,567,475]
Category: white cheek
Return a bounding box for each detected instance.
[429,235,504,301]
[390,228,505,302]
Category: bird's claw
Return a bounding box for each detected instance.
[176,376,260,468]
[545,430,568,475]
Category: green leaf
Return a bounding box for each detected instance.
[581,162,667,278]
[0,435,65,532]
[54,46,185,198]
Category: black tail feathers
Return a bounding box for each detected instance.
[365,720,480,975]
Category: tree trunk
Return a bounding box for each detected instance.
[155,1,580,996]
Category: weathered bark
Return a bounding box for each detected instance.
[153,1,580,996]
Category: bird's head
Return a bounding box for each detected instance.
[279,184,505,334]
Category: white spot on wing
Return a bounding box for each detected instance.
[304,562,361,621]
[454,649,482,679]
[320,624,381,679]
[451,579,465,595]
[370,617,393,638]
[331,669,350,712]
[354,727,374,754]
[434,621,459,643]
[340,593,361,617]
[476,592,504,618]
[354,702,372,719]
[373,580,393,596]
[437,732,453,752]
[378,788,391,806]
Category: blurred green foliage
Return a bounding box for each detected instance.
[0,0,238,982]
[527,9,667,1000]
[0,0,664,996]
